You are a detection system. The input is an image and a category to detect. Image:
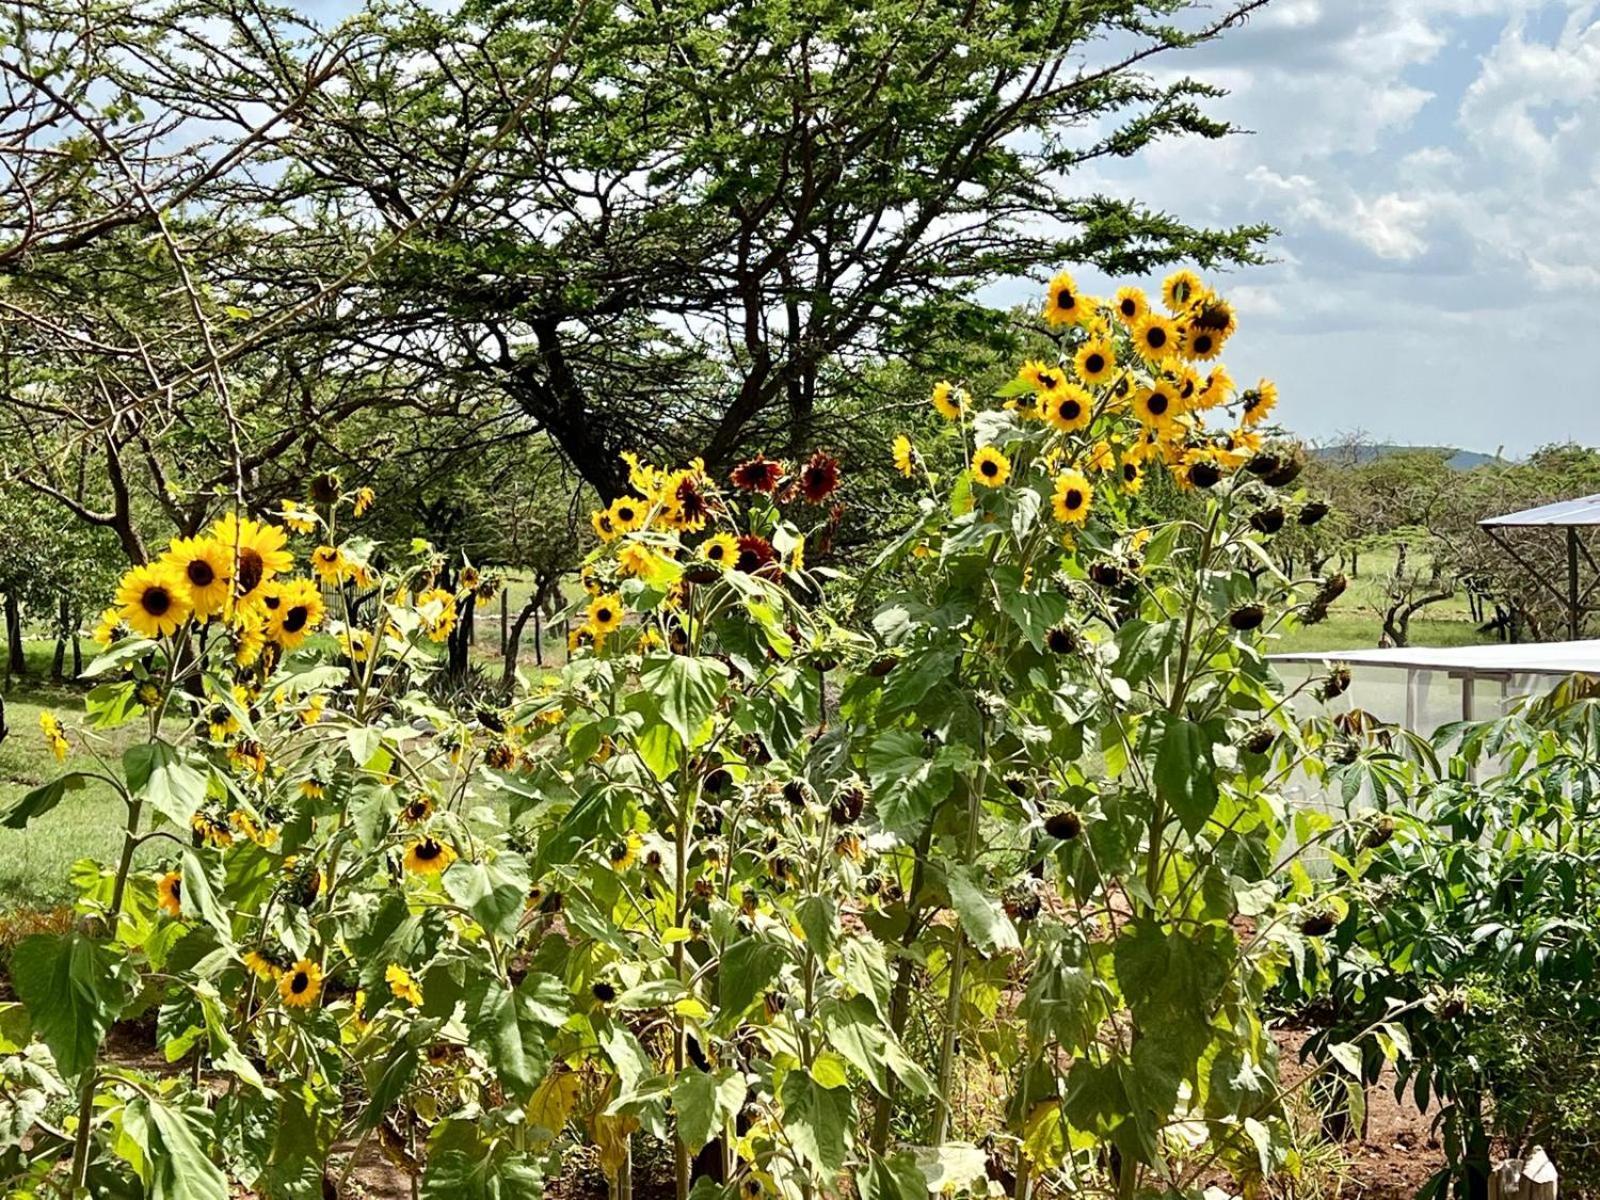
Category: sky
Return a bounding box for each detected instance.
[1004,0,1600,458]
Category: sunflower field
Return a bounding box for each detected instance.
[0,269,1425,1200]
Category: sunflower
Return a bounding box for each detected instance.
[1051,470,1094,525]
[606,495,648,534]
[210,513,293,603]
[970,447,1010,488]
[1040,385,1092,433]
[797,451,841,504]
[891,435,919,479]
[157,870,183,917]
[310,545,347,586]
[279,499,318,534]
[39,712,69,762]
[115,563,192,639]
[1085,440,1117,474]
[1133,382,1182,430]
[352,487,376,517]
[161,537,231,620]
[1073,340,1116,387]
[1180,323,1227,362]
[729,455,785,494]
[577,594,621,639]
[1120,458,1145,495]
[403,837,456,876]
[1132,313,1179,363]
[606,832,641,871]
[415,587,457,642]
[590,509,619,543]
[735,534,777,575]
[1197,366,1235,409]
[1161,269,1205,313]
[279,959,323,1009]
[930,381,965,421]
[1113,286,1149,327]
[701,533,738,569]
[1240,379,1278,428]
[386,963,424,1005]
[1016,360,1066,394]
[661,464,714,532]
[242,949,281,981]
[91,607,123,647]
[1042,271,1090,327]
[266,579,325,650]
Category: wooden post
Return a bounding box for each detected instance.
[1489,1148,1557,1200]
[500,588,509,656]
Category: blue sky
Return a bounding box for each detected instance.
[1002,0,1600,457]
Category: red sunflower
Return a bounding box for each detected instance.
[729,456,784,494]
[797,451,841,504]
[735,534,778,575]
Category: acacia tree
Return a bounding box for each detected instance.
[231,0,1272,498]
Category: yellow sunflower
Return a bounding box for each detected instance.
[352,487,376,517]
[1043,271,1091,327]
[591,509,619,543]
[1240,379,1278,428]
[115,563,192,639]
[209,513,293,603]
[1162,268,1205,313]
[242,949,281,981]
[39,712,69,762]
[279,959,323,1009]
[310,545,347,586]
[161,537,231,620]
[265,578,325,650]
[91,606,123,647]
[279,500,318,534]
[1113,286,1149,327]
[891,435,919,479]
[970,447,1011,488]
[1180,322,1228,362]
[606,832,641,871]
[701,533,738,569]
[931,380,965,421]
[586,594,625,636]
[1016,360,1067,394]
[1051,470,1094,525]
[403,837,456,876]
[415,587,457,643]
[1040,385,1092,433]
[606,495,647,534]
[1073,340,1116,387]
[1133,382,1182,430]
[1132,313,1179,363]
[1120,457,1145,495]
[386,963,424,1006]
[1198,366,1236,409]
[157,870,183,917]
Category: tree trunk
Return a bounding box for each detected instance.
[501,598,541,688]
[51,595,70,681]
[5,594,27,678]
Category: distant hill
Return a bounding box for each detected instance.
[1309,443,1502,471]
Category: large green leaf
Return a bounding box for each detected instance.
[444,854,531,941]
[817,996,932,1098]
[124,741,209,828]
[714,938,786,1033]
[9,933,129,1077]
[463,971,557,1098]
[0,773,89,830]
[945,864,1020,955]
[671,1067,744,1154]
[1153,716,1218,835]
[120,1095,228,1200]
[421,1121,543,1200]
[640,654,728,748]
[778,1068,852,1175]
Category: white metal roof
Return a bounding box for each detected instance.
[1270,639,1600,677]
[1479,495,1600,527]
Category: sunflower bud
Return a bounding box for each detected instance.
[1228,604,1266,631]
[1044,810,1082,841]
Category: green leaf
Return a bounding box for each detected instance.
[179,849,232,944]
[121,1095,229,1200]
[9,933,128,1077]
[817,997,932,1098]
[1153,716,1218,835]
[861,1151,932,1200]
[945,864,1021,955]
[640,655,728,749]
[779,1069,852,1175]
[421,1120,544,1200]
[0,774,88,830]
[124,741,209,829]
[672,1067,744,1154]
[796,895,836,959]
[463,971,557,1098]
[444,854,531,941]
[714,938,786,1033]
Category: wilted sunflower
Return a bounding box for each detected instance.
[891,435,918,479]
[1073,340,1116,387]
[310,545,347,586]
[400,793,434,825]
[115,563,192,639]
[386,963,423,1005]
[352,487,376,517]
[730,455,785,493]
[161,537,231,620]
[279,499,318,534]
[1052,470,1093,525]
[1043,270,1090,326]
[970,447,1010,488]
[1040,385,1092,433]
[662,464,713,531]
[701,533,738,569]
[242,948,281,981]
[930,381,965,421]
[157,870,183,917]
[266,579,325,649]
[1132,313,1179,363]
[586,594,624,637]
[1113,286,1148,327]
[797,451,841,504]
[403,837,456,876]
[415,587,457,642]
[278,959,323,1008]
[210,513,293,603]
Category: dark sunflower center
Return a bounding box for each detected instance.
[417,840,441,861]
[1040,373,1059,390]
[237,550,264,594]
[596,607,613,623]
[1124,462,1138,482]
[1148,393,1169,416]
[1057,288,1075,309]
[169,879,181,899]
[1194,334,1213,352]
[1066,489,1083,509]
[186,560,215,588]
[1084,354,1105,374]
[617,505,635,522]
[142,587,172,616]
[709,545,725,560]
[1061,399,1081,421]
[283,605,309,634]
[980,460,999,476]
[291,971,309,993]
[1120,298,1137,316]
[1146,327,1167,349]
